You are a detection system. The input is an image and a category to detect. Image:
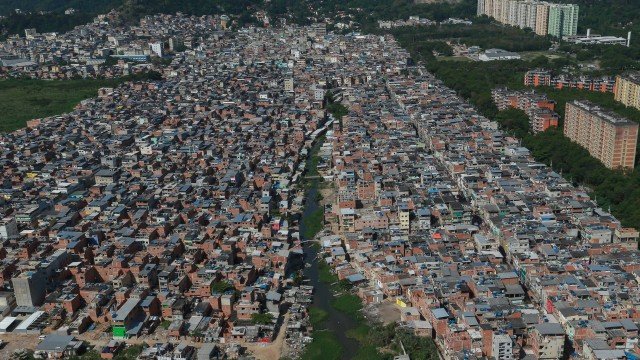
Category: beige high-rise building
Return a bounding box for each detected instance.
[508,0,519,26]
[535,3,550,35]
[564,100,638,170]
[614,73,640,110]
[490,0,503,22]
[500,0,510,23]
[485,0,495,16]
[478,0,486,16]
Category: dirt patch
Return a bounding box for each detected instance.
[0,333,40,358]
[245,313,291,360]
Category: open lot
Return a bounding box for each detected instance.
[0,78,120,133]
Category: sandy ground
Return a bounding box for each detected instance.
[0,333,41,358]
[319,184,340,234]
[363,300,401,326]
[380,301,402,324]
[245,313,291,360]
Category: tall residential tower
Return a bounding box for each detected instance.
[564,100,638,170]
[548,3,579,38]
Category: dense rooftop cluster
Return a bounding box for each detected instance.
[317,33,640,359]
[0,12,226,79]
[0,13,639,359]
[0,23,359,358]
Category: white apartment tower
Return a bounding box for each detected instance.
[477,0,577,37]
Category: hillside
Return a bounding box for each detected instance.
[0,0,121,15]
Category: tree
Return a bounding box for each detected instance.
[251,312,275,325]
[210,280,234,294]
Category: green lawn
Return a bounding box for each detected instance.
[519,51,564,61]
[435,55,472,62]
[0,78,121,132]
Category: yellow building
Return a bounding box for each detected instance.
[535,3,550,36]
[615,73,640,110]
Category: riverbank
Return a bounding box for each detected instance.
[297,127,440,360]
[298,136,393,360]
[298,136,359,360]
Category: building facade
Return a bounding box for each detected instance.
[12,271,46,307]
[614,73,640,110]
[492,334,514,360]
[477,0,578,37]
[525,69,617,93]
[548,4,579,38]
[535,3,550,35]
[564,100,638,170]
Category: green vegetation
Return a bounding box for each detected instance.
[0,71,161,133]
[0,12,95,38]
[301,208,324,240]
[317,259,399,360]
[325,91,348,128]
[301,137,326,240]
[381,11,640,229]
[308,307,329,327]
[562,0,640,40]
[119,0,261,21]
[424,56,576,118]
[540,87,640,121]
[349,322,439,360]
[331,293,363,318]
[114,344,145,360]
[267,0,475,29]
[317,259,336,284]
[558,43,640,73]
[0,0,122,15]
[300,330,343,360]
[68,350,101,360]
[69,344,146,360]
[0,78,120,132]
[389,22,551,53]
[251,312,275,325]
[160,319,171,329]
[210,280,234,293]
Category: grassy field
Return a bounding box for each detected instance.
[0,78,121,133]
[519,50,564,61]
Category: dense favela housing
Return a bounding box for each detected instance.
[491,88,560,133]
[0,11,639,360]
[313,34,640,360]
